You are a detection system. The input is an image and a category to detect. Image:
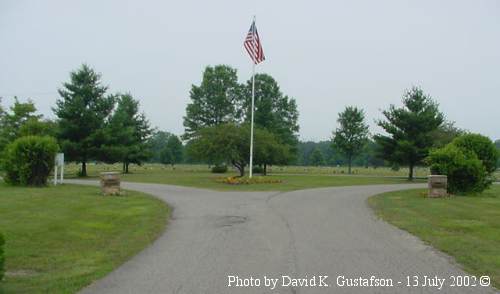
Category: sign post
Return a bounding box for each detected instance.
[54,153,64,185]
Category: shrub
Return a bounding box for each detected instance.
[252,166,264,174]
[3,136,59,186]
[0,232,4,281]
[211,165,228,173]
[452,134,498,174]
[428,144,487,194]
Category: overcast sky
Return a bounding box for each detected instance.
[1,0,499,141]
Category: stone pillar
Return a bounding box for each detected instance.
[428,175,448,198]
[100,172,121,196]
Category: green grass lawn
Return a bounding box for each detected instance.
[0,183,170,293]
[64,163,424,191]
[368,185,500,289]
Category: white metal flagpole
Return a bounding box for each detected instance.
[248,15,257,179]
[249,60,256,178]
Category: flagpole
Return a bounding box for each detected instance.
[249,60,256,178]
[249,15,256,179]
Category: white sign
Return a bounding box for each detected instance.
[54,153,64,185]
[55,153,64,167]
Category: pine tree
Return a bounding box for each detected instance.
[374,87,444,180]
[53,64,115,176]
[104,94,153,173]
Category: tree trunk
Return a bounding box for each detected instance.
[232,160,245,177]
[81,161,87,177]
[122,162,126,173]
[125,162,129,174]
[348,155,352,174]
[408,162,414,181]
[263,163,267,176]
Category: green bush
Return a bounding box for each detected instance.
[211,165,228,173]
[252,165,264,174]
[0,232,4,281]
[452,134,498,174]
[428,144,486,194]
[3,136,59,186]
[428,133,498,194]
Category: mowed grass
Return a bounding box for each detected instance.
[0,183,170,293]
[368,186,500,288]
[64,163,424,191]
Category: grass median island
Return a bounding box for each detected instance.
[368,186,500,288]
[0,183,170,293]
[65,163,425,191]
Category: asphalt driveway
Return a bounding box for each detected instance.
[68,180,497,294]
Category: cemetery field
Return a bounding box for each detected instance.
[368,185,500,288]
[64,163,427,191]
[0,183,170,293]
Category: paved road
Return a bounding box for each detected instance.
[69,180,497,294]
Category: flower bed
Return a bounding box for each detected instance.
[216,176,282,185]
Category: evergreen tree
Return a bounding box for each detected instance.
[104,94,153,173]
[374,87,444,180]
[53,64,115,176]
[495,139,500,168]
[0,98,5,152]
[148,131,173,162]
[161,135,183,166]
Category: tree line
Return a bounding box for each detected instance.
[1,63,498,183]
[182,68,498,182]
[0,65,165,177]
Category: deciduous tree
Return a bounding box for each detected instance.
[240,73,299,172]
[430,121,465,148]
[0,98,48,153]
[332,106,369,174]
[183,65,241,139]
[309,147,325,166]
[187,124,287,177]
[0,98,39,138]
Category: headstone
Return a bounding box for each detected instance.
[100,172,121,196]
[428,175,448,197]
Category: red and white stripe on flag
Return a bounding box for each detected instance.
[244,21,265,64]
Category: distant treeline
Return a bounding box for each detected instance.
[296,140,384,167]
[150,136,500,169]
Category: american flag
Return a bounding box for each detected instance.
[244,20,265,64]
